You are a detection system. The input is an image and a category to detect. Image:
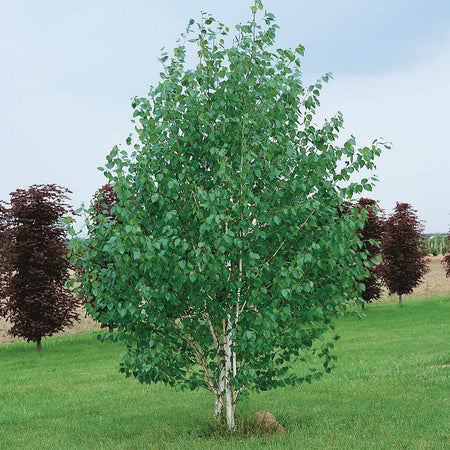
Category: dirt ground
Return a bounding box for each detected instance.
[1,256,449,345]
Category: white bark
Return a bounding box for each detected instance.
[214,364,225,419]
[214,395,223,419]
[217,219,236,430]
[225,385,235,430]
[224,315,235,430]
[234,255,242,377]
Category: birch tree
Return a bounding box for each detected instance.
[70,1,386,430]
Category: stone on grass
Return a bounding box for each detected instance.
[253,411,285,434]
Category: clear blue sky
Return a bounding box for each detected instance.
[1,0,449,231]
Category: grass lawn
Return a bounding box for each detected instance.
[0,297,448,449]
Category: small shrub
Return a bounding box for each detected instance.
[430,247,440,257]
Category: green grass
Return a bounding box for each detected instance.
[1,298,449,449]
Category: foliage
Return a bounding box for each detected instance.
[87,184,119,331]
[443,232,450,277]
[419,243,431,257]
[430,247,440,257]
[426,233,449,256]
[0,184,80,351]
[91,184,118,221]
[0,202,9,317]
[70,1,386,429]
[380,202,429,306]
[357,198,385,308]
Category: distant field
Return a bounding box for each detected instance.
[0,297,448,449]
[1,255,449,345]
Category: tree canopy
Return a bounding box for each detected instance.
[381,202,428,306]
[86,184,119,332]
[70,1,387,430]
[443,232,450,278]
[357,198,385,308]
[1,185,80,352]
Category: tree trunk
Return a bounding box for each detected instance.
[214,397,223,420]
[214,365,225,420]
[399,294,402,307]
[36,338,42,353]
[361,302,365,310]
[108,326,114,333]
[224,316,236,431]
[225,384,235,431]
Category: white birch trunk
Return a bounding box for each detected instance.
[214,365,225,419]
[220,219,235,430]
[234,255,242,378]
[224,314,235,430]
[214,395,223,419]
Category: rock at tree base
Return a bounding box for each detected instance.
[253,411,285,434]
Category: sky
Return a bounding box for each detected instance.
[1,0,449,232]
